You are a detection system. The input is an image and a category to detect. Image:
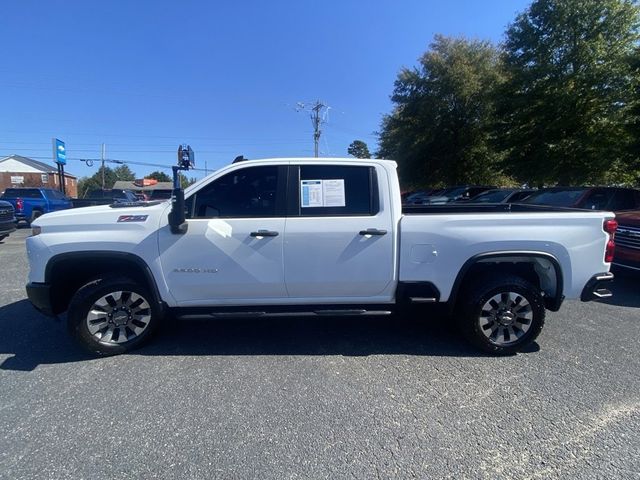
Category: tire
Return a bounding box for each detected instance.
[30,210,43,224]
[67,276,162,355]
[456,274,545,355]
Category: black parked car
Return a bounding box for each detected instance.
[0,200,17,242]
[413,185,497,205]
[521,187,640,212]
[466,188,535,204]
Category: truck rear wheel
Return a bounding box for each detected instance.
[67,276,161,355]
[457,274,545,355]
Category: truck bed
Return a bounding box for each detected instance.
[402,203,588,215]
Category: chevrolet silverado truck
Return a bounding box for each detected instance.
[1,187,73,225]
[25,158,617,356]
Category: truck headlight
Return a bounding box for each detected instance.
[31,226,41,236]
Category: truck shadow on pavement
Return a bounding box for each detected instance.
[601,271,640,308]
[0,300,531,371]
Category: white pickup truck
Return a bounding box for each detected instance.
[25,158,617,355]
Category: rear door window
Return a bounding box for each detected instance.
[295,165,377,216]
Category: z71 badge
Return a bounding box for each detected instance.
[117,215,149,223]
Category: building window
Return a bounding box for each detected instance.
[41,174,49,184]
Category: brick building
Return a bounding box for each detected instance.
[0,155,78,197]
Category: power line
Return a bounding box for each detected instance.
[0,154,211,174]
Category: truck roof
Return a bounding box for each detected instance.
[185,157,398,196]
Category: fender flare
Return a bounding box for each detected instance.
[45,251,164,310]
[447,251,564,312]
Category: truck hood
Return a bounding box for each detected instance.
[33,201,169,229]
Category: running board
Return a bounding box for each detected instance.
[176,309,393,320]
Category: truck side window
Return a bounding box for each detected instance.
[189,166,281,219]
[298,165,377,216]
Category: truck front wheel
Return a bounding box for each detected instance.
[457,274,545,355]
[67,276,161,355]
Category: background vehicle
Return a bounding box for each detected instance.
[522,187,640,212]
[72,189,139,208]
[26,158,615,357]
[465,188,535,204]
[411,185,496,205]
[611,210,640,273]
[146,189,172,200]
[402,189,438,204]
[0,200,17,241]
[0,188,72,225]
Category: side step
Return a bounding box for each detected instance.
[409,297,437,304]
[176,309,393,320]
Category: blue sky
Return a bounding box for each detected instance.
[1,0,530,180]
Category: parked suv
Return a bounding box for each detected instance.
[522,187,640,212]
[612,210,640,272]
[0,200,17,241]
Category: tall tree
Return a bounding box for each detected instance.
[629,47,640,173]
[146,170,172,182]
[499,0,640,186]
[347,140,371,158]
[113,164,136,181]
[77,166,118,197]
[377,35,505,187]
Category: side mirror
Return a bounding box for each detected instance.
[169,144,194,234]
[168,188,188,234]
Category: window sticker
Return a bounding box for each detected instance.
[301,180,323,207]
[322,179,345,207]
[301,179,346,207]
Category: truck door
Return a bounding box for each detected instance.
[158,165,288,305]
[284,164,395,300]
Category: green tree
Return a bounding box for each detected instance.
[498,0,640,186]
[629,47,640,176]
[347,140,371,158]
[146,170,172,183]
[77,166,118,197]
[377,35,505,187]
[113,164,136,181]
[179,173,195,189]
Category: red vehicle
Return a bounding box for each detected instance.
[612,210,640,272]
[522,187,640,212]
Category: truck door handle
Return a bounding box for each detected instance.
[359,228,387,236]
[250,230,279,237]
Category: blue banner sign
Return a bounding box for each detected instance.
[54,138,66,165]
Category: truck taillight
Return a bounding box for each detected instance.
[16,198,23,212]
[603,219,618,235]
[603,219,617,263]
[605,239,615,263]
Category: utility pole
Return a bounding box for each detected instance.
[296,100,329,157]
[101,143,106,190]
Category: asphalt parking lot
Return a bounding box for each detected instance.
[1,228,639,479]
